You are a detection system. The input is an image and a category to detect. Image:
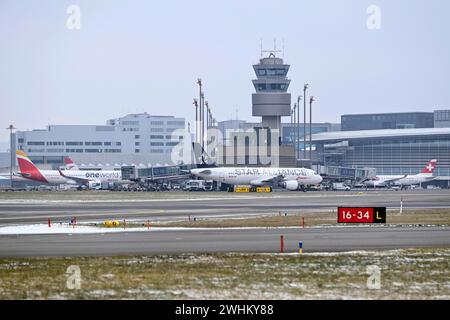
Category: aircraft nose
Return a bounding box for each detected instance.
[316,175,323,184]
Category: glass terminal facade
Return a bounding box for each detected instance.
[313,129,450,176]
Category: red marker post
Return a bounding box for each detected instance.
[48,218,51,228]
[302,217,305,228]
[280,235,284,253]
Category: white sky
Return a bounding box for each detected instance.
[1,0,449,150]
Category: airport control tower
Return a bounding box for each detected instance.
[252,52,291,131]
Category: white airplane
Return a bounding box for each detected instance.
[15,150,123,187]
[363,160,437,188]
[190,167,323,191]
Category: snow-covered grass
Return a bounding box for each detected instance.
[0,248,449,299]
[0,223,310,235]
[0,223,199,235]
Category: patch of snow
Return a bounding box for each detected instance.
[88,290,117,297]
[0,223,303,235]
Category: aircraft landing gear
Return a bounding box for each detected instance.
[300,185,307,192]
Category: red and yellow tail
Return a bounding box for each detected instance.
[16,150,48,183]
[64,156,77,170]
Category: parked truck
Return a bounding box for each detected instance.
[183,180,213,191]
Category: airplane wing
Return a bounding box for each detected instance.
[258,174,285,184]
[58,169,90,185]
[384,175,407,183]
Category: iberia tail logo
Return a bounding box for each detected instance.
[16,150,48,183]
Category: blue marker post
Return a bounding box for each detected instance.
[298,242,303,254]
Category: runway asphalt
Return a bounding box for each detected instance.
[0,226,449,257]
[0,189,450,225]
[0,190,449,257]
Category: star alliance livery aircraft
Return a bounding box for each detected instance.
[15,150,123,187]
[190,167,323,191]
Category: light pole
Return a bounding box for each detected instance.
[297,95,302,160]
[200,92,205,151]
[205,101,209,129]
[291,103,297,149]
[193,98,198,145]
[6,125,16,188]
[205,101,210,152]
[197,78,203,151]
[303,84,309,159]
[309,96,315,160]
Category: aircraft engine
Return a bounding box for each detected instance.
[280,180,299,191]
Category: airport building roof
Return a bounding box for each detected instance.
[311,127,450,142]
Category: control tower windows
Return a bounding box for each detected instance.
[256,83,288,91]
[256,68,288,77]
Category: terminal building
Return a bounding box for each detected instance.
[13,113,185,169]
[310,127,450,180]
[341,112,435,131]
[434,110,450,128]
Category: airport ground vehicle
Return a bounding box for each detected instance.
[332,183,351,191]
[308,184,322,191]
[183,180,213,191]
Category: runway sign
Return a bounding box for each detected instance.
[337,207,386,224]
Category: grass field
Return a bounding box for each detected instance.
[0,248,449,299]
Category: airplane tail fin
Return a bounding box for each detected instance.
[15,150,48,183]
[64,156,78,170]
[420,159,437,174]
[191,142,217,168]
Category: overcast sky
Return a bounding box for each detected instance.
[1,0,449,150]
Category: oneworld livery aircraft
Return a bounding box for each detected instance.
[15,150,123,187]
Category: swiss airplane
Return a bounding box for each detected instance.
[16,150,122,187]
[190,167,323,191]
[362,160,437,188]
